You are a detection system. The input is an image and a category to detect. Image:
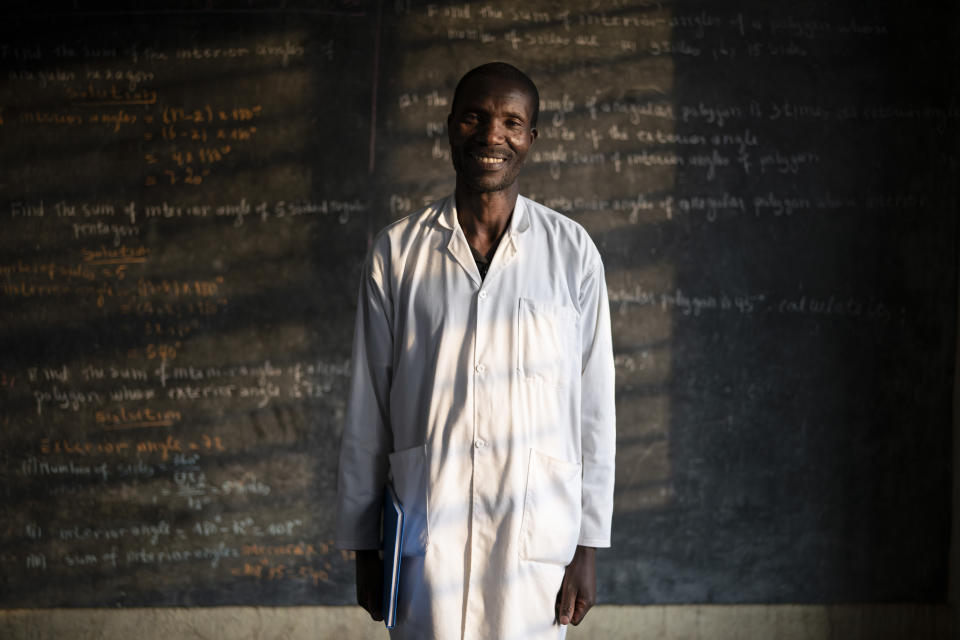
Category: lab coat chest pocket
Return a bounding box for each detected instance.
[519,449,583,565]
[517,298,578,388]
[388,444,429,556]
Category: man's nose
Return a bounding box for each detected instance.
[476,119,506,145]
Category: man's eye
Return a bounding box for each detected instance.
[507,120,523,128]
[461,113,479,123]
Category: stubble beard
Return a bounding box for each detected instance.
[463,173,515,193]
[453,151,521,194]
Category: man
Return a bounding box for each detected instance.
[335,62,616,640]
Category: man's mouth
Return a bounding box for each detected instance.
[468,151,509,168]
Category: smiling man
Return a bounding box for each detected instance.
[335,62,616,640]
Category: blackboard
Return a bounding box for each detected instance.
[0,0,956,607]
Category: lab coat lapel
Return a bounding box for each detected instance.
[438,197,482,287]
[446,225,482,287]
[482,195,527,282]
[482,229,517,283]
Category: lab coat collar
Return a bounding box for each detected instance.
[435,193,531,235]
[436,194,527,287]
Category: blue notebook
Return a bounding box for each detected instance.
[382,483,404,629]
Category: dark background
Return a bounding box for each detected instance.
[0,0,956,606]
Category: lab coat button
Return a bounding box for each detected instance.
[475,363,486,374]
[478,290,488,300]
[475,439,486,449]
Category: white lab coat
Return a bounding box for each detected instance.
[335,195,616,640]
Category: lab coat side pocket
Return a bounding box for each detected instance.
[518,449,583,565]
[388,444,430,556]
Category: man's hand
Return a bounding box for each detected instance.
[555,545,596,626]
[355,549,384,621]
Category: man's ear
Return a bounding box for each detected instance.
[530,127,538,142]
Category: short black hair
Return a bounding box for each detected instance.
[450,62,540,128]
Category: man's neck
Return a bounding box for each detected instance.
[455,182,519,257]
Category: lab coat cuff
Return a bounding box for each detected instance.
[576,536,611,549]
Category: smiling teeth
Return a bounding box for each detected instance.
[478,157,504,164]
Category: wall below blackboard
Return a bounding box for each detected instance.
[0,604,953,640]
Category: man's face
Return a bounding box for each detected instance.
[447,75,538,194]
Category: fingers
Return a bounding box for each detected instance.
[571,592,593,626]
[370,586,384,622]
[362,600,384,621]
[355,550,385,622]
[357,586,384,621]
[560,545,597,626]
[555,572,596,626]
[557,577,576,626]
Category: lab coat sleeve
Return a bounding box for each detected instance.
[334,246,394,550]
[577,258,616,548]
